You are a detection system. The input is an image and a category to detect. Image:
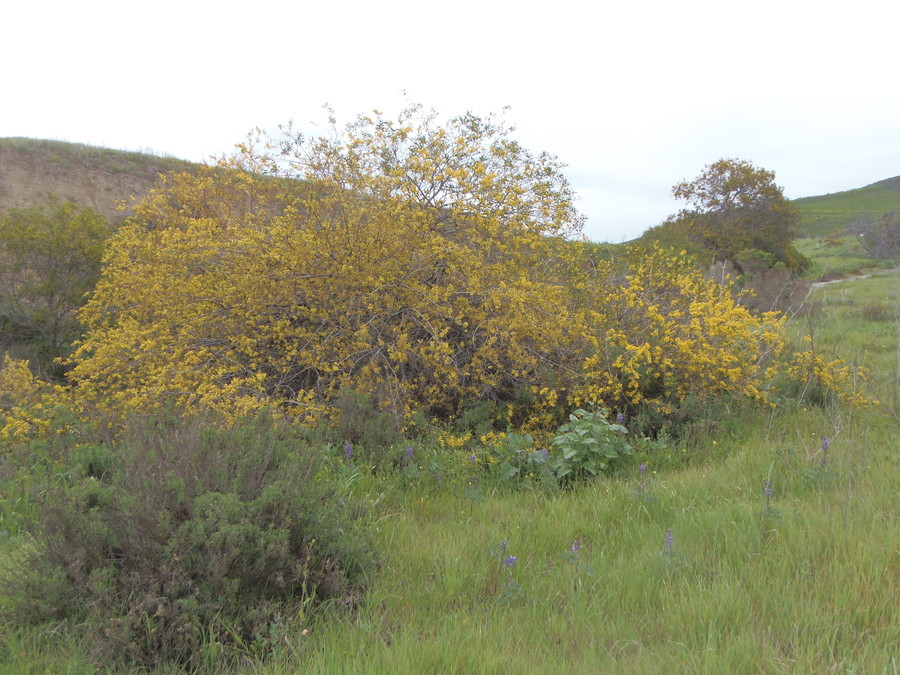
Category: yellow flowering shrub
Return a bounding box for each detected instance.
[60,107,844,434]
[785,347,871,407]
[67,108,584,424]
[574,249,787,415]
[0,354,57,444]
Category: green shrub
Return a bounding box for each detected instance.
[455,399,504,437]
[858,300,894,322]
[2,412,376,670]
[491,432,556,491]
[550,408,631,481]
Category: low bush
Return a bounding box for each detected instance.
[491,432,557,491]
[2,411,376,671]
[549,408,631,481]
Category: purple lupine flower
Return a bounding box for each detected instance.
[616,412,625,425]
[405,446,414,460]
[344,441,352,461]
[764,480,772,504]
[822,436,829,452]
[541,447,549,460]
[469,454,477,462]
[665,529,673,551]
[503,555,518,568]
[640,463,647,476]
[571,540,580,555]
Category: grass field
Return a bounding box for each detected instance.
[1,271,897,673]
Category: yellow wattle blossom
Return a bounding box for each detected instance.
[0,355,73,445]
[786,348,871,407]
[573,247,787,413]
[66,109,584,425]
[437,431,472,449]
[52,109,842,431]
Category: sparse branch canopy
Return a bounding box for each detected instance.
[263,105,583,240]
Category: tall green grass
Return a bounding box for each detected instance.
[795,236,874,281]
[250,402,895,674]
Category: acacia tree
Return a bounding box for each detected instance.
[672,158,809,273]
[69,106,587,422]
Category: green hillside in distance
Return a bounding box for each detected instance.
[794,175,900,238]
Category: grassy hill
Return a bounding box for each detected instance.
[794,175,900,238]
[0,137,198,223]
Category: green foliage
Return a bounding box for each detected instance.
[0,197,112,377]
[672,158,809,274]
[68,443,113,480]
[1,412,375,670]
[454,399,507,437]
[549,408,631,480]
[491,432,556,491]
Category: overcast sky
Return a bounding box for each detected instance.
[3,0,898,242]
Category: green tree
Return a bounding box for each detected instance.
[0,197,111,375]
[672,158,809,273]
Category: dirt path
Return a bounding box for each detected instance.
[810,265,900,289]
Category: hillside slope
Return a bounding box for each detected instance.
[794,176,900,238]
[0,138,198,222]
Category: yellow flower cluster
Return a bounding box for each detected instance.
[786,349,871,407]
[437,430,472,449]
[0,354,63,444]
[574,249,787,414]
[478,430,507,447]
